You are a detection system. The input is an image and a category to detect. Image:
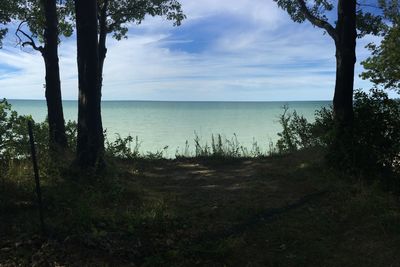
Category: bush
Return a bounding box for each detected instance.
[65,120,78,152]
[105,134,141,159]
[277,89,400,177]
[352,89,400,174]
[276,105,316,153]
[0,99,41,180]
[0,99,80,183]
[0,99,35,159]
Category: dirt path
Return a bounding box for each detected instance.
[123,153,328,241]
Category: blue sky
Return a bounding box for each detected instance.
[0,0,380,101]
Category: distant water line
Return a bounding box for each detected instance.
[8,100,331,157]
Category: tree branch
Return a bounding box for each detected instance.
[356,2,380,9]
[296,0,337,40]
[15,21,44,54]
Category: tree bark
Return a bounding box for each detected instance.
[75,0,104,168]
[42,0,67,149]
[98,0,109,94]
[333,0,357,128]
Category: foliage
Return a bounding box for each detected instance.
[361,25,400,91]
[105,134,170,160]
[65,120,78,151]
[276,105,315,153]
[273,0,333,24]
[360,1,400,91]
[313,89,400,177]
[0,99,46,185]
[105,134,141,159]
[101,0,185,40]
[0,1,21,47]
[12,1,74,49]
[2,0,185,49]
[0,99,38,158]
[272,0,384,38]
[0,99,77,179]
[352,89,400,174]
[378,0,400,22]
[277,90,400,177]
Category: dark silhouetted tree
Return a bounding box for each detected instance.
[73,0,184,168]
[14,1,73,150]
[74,0,104,168]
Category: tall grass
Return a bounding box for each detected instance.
[105,132,276,160]
[175,133,275,159]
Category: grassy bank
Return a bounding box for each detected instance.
[1,148,400,266]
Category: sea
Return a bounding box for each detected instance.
[8,100,331,157]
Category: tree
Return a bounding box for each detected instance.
[361,0,400,91]
[273,0,382,129]
[73,0,184,168]
[14,1,73,150]
[74,0,104,168]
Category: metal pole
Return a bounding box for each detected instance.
[28,120,45,235]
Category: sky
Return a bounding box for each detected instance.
[0,0,381,101]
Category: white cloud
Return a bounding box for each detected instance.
[0,0,376,101]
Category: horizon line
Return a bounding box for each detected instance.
[5,98,333,103]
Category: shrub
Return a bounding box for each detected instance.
[105,134,141,159]
[276,105,316,153]
[277,89,400,177]
[0,99,78,160]
[0,99,43,181]
[0,100,80,185]
[65,120,78,152]
[0,99,34,159]
[352,89,400,174]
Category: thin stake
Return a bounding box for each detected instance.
[28,120,45,235]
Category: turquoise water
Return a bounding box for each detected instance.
[8,100,331,156]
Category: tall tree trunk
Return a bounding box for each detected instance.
[98,0,108,93]
[329,0,357,168]
[42,0,67,150]
[333,0,357,128]
[75,0,104,168]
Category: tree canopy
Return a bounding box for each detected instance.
[361,25,400,91]
[14,1,73,52]
[272,0,384,39]
[0,1,20,47]
[99,0,185,41]
[361,0,400,91]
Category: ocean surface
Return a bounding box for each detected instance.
[8,100,331,157]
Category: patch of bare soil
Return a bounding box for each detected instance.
[126,152,328,241]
